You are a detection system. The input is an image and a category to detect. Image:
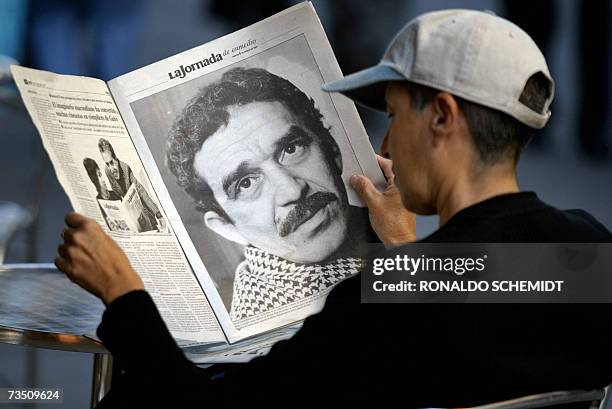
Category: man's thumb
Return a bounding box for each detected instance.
[350,174,380,207]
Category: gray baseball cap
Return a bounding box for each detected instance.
[323,9,555,129]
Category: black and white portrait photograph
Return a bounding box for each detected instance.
[82,138,167,234]
[130,35,375,321]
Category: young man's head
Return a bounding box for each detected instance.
[83,157,105,195]
[167,67,350,263]
[98,138,121,181]
[323,9,554,216]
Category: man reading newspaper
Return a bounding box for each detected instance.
[98,138,166,233]
[55,9,611,409]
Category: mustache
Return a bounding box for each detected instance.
[278,192,337,237]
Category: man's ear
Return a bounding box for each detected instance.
[204,211,248,246]
[430,92,460,142]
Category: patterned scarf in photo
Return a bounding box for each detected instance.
[229,246,363,322]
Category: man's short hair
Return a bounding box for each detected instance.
[166,67,341,221]
[98,138,116,158]
[402,72,552,164]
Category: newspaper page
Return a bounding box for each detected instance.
[10,66,225,344]
[98,197,132,232]
[184,322,302,364]
[98,183,149,232]
[108,2,385,342]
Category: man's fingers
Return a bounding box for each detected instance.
[57,243,69,259]
[65,212,89,228]
[61,228,78,244]
[54,256,71,276]
[375,155,395,183]
[63,213,102,256]
[350,174,381,208]
[57,243,89,273]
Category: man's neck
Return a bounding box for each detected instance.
[436,163,519,226]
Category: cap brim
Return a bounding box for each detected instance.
[322,65,405,111]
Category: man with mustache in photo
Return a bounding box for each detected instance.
[166,67,374,321]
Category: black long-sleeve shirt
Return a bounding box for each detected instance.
[96,192,612,408]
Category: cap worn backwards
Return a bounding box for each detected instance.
[323,9,555,129]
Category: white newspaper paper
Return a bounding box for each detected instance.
[11,2,384,348]
[10,67,225,344]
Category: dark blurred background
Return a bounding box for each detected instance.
[1,1,610,407]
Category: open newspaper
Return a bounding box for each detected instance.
[11,2,384,354]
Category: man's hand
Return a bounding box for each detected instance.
[55,212,144,305]
[350,155,416,246]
